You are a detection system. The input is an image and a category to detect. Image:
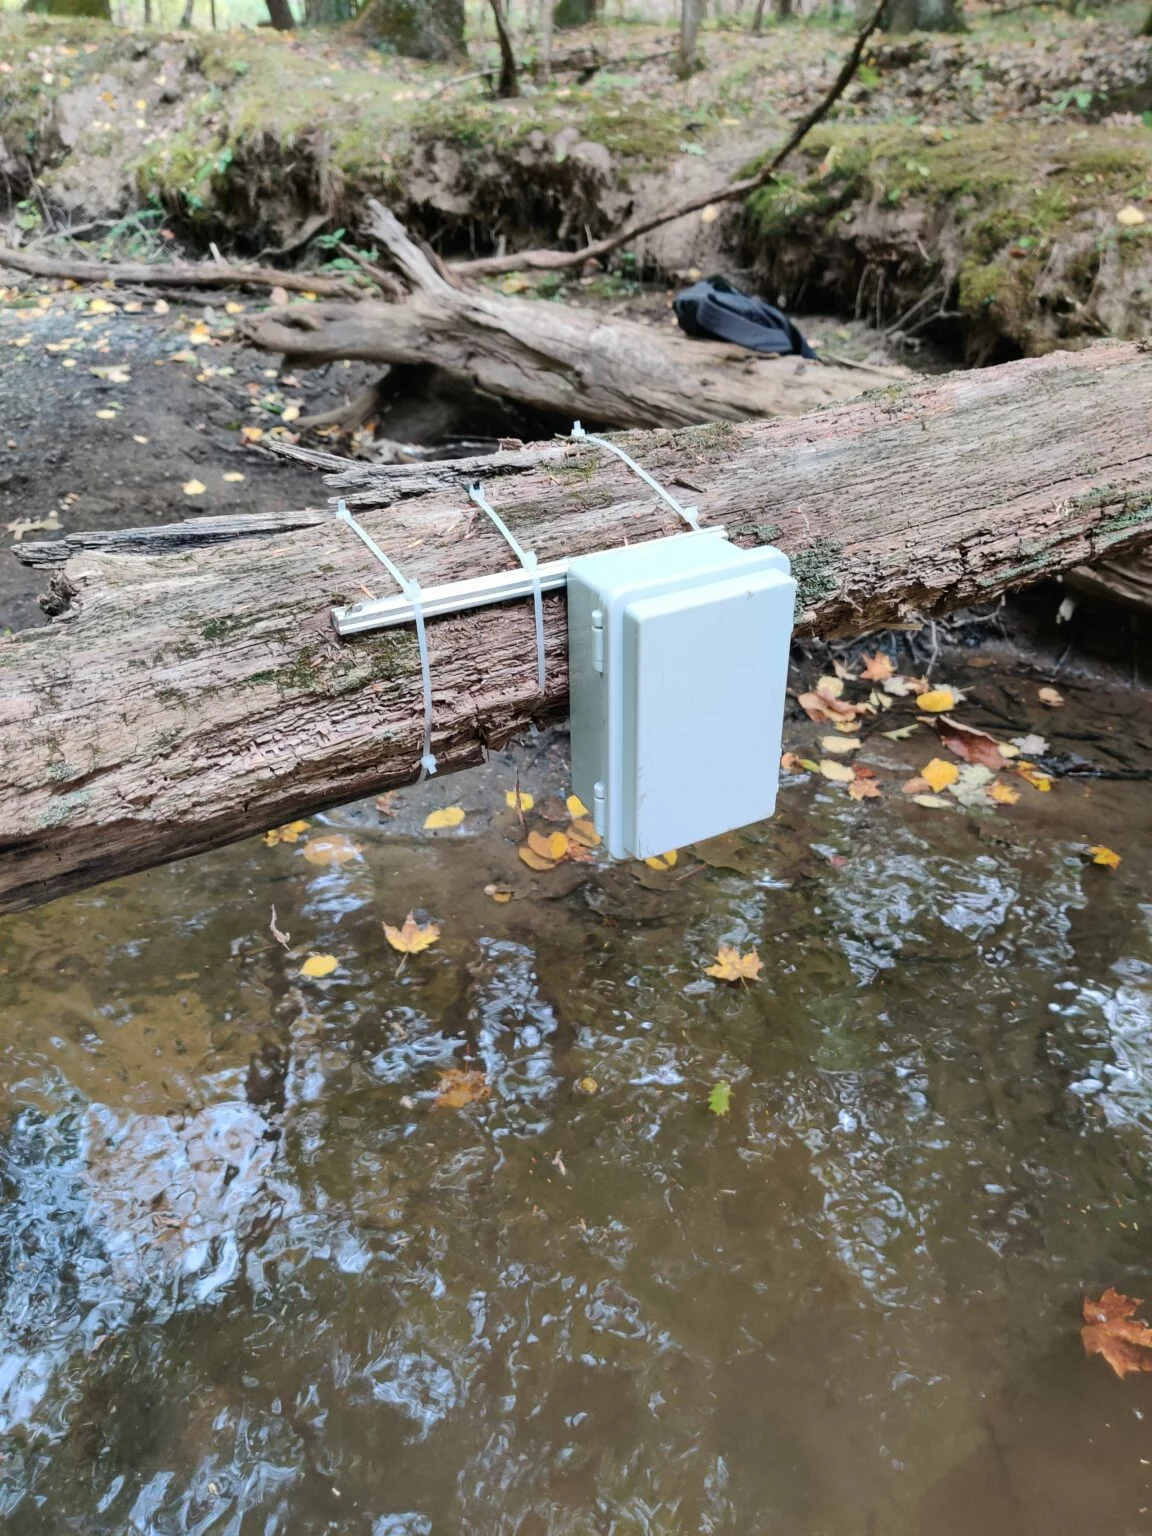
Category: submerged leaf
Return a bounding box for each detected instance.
[821,735,861,755]
[300,953,339,979]
[383,912,440,954]
[1082,1289,1152,1377]
[484,882,515,903]
[434,1067,491,1109]
[706,945,762,983]
[708,1080,732,1116]
[424,805,465,830]
[568,818,601,848]
[988,780,1021,805]
[818,759,855,783]
[302,833,362,865]
[264,818,311,846]
[1089,845,1121,870]
[505,789,533,812]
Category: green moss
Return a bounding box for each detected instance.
[790,536,843,615]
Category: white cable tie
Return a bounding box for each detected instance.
[468,482,546,697]
[336,500,437,779]
[569,419,700,530]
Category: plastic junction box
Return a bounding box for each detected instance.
[566,529,796,861]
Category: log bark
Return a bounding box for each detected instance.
[245,203,903,430]
[4,342,1152,915]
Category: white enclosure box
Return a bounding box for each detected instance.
[567,530,796,861]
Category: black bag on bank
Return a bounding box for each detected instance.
[673,276,815,358]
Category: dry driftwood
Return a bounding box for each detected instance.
[3,341,1152,915]
[0,244,364,299]
[245,202,902,431]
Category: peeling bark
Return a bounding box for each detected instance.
[3,343,1152,914]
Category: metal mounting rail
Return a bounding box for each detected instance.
[330,528,727,638]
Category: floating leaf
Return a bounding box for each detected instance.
[505,789,534,812]
[921,757,960,793]
[859,651,894,681]
[239,425,263,443]
[300,953,338,979]
[902,775,931,795]
[264,818,311,846]
[912,794,952,809]
[1089,845,1121,870]
[797,690,857,723]
[568,818,601,848]
[424,805,465,830]
[484,882,515,902]
[1012,733,1048,756]
[916,688,956,713]
[223,471,245,483]
[518,845,558,871]
[818,759,855,783]
[566,794,589,817]
[434,1066,490,1108]
[384,912,440,953]
[577,1075,599,1094]
[821,735,861,755]
[95,408,118,420]
[645,850,678,871]
[1038,685,1065,708]
[706,945,761,983]
[936,715,1008,769]
[529,829,569,862]
[1082,1289,1152,1378]
[182,478,206,496]
[848,776,881,801]
[708,1080,732,1116]
[302,833,362,865]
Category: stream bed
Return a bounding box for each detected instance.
[2,642,1152,1535]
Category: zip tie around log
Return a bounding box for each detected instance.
[336,500,437,779]
[468,481,547,697]
[569,419,700,530]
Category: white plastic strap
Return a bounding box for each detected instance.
[336,500,437,779]
[468,481,547,696]
[570,419,700,530]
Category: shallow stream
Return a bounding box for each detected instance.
[2,651,1152,1535]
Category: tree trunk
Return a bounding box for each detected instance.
[536,0,554,78]
[244,205,892,430]
[347,0,465,58]
[487,0,520,95]
[775,0,792,18]
[264,0,296,26]
[3,342,1152,915]
[750,0,767,31]
[180,0,195,24]
[552,0,596,27]
[678,0,700,75]
[884,0,964,30]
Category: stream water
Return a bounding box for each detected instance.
[2,651,1152,1535]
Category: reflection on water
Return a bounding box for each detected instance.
[2,714,1152,1535]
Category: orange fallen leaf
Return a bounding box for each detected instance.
[859,651,895,682]
[1089,845,1121,870]
[988,780,1021,805]
[848,777,881,801]
[916,688,956,714]
[568,818,601,848]
[264,818,311,846]
[434,1066,491,1108]
[706,945,762,983]
[1038,685,1065,708]
[302,833,362,865]
[936,715,1008,770]
[921,757,960,793]
[383,912,440,953]
[566,793,589,817]
[1016,761,1052,792]
[528,829,568,862]
[518,845,558,871]
[1082,1289,1152,1378]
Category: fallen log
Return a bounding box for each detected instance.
[4,342,1152,915]
[244,203,903,431]
[0,244,366,300]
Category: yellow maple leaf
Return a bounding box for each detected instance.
[264,818,311,846]
[1089,845,1121,870]
[706,945,762,983]
[921,757,960,793]
[645,850,678,870]
[1016,762,1052,792]
[299,953,339,979]
[916,688,956,713]
[566,794,589,817]
[182,478,206,497]
[383,912,440,953]
[505,789,534,812]
[424,805,465,830]
[818,759,855,783]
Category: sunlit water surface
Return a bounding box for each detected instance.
[2,709,1152,1536]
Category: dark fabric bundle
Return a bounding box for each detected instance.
[673,276,816,358]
